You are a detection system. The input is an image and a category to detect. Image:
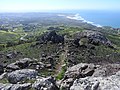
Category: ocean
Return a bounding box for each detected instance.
[58,10,120,28]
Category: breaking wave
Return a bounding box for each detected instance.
[58,14,102,27]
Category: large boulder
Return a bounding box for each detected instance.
[64,63,95,79]
[64,63,120,79]
[60,63,120,89]
[74,30,113,48]
[0,73,7,80]
[40,31,64,43]
[70,71,120,90]
[60,63,95,89]
[6,63,20,71]
[0,83,12,90]
[7,69,38,84]
[32,76,59,90]
[92,64,120,77]
[0,83,31,90]
[10,83,31,90]
[15,58,33,69]
[6,58,34,71]
[30,61,46,70]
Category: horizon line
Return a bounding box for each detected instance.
[0,9,119,13]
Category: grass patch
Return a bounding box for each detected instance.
[0,78,9,84]
[0,31,20,44]
[56,65,67,80]
[58,27,83,36]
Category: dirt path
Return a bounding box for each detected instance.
[54,44,68,76]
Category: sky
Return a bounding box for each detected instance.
[0,0,120,12]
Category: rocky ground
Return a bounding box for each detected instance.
[0,30,120,90]
[0,61,120,90]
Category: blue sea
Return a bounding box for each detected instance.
[58,10,120,28]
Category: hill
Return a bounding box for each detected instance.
[0,13,120,90]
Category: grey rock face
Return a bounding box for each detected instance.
[6,58,34,72]
[74,30,113,48]
[10,83,31,90]
[70,71,120,90]
[0,83,12,90]
[60,63,95,89]
[0,83,31,90]
[7,69,38,84]
[65,63,120,79]
[92,64,120,77]
[32,76,59,90]
[6,63,20,71]
[60,63,120,90]
[15,58,33,69]
[31,62,46,70]
[41,31,64,43]
[60,78,74,90]
[65,63,95,79]
[0,64,4,75]
[0,73,7,80]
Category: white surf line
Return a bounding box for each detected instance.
[58,14,102,27]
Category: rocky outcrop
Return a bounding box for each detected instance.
[31,61,46,70]
[0,61,120,90]
[10,83,31,90]
[6,58,34,71]
[0,76,59,90]
[60,63,120,89]
[0,83,12,90]
[92,64,120,77]
[0,73,7,80]
[0,83,31,90]
[7,69,38,84]
[64,63,95,79]
[70,71,120,90]
[6,51,21,59]
[40,31,64,43]
[6,63,20,71]
[74,30,113,48]
[32,76,59,90]
[0,64,4,75]
[15,58,33,69]
[60,63,95,89]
